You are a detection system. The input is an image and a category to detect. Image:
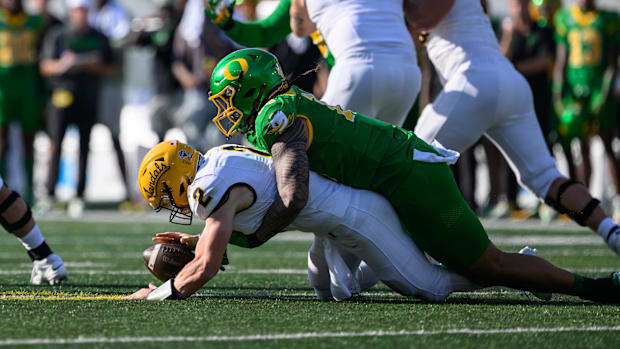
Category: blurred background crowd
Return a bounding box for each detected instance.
[1,0,619,221]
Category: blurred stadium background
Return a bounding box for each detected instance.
[2,0,620,213]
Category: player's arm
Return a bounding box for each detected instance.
[206,0,292,48]
[290,0,315,37]
[251,118,310,245]
[128,186,254,300]
[403,0,455,31]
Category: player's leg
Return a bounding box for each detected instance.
[307,236,335,300]
[0,178,67,284]
[19,95,41,204]
[331,188,480,301]
[414,70,496,150]
[484,71,620,255]
[351,55,419,127]
[392,158,620,302]
[45,104,70,199]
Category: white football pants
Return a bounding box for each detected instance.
[321,53,420,128]
[307,187,479,301]
[414,60,562,199]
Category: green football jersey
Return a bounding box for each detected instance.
[249,85,410,190]
[0,11,43,89]
[555,6,620,97]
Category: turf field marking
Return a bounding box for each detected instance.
[2,326,620,345]
[0,291,124,301]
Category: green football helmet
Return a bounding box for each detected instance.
[209,48,288,138]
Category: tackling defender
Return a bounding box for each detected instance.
[135,48,620,303]
[130,141,480,301]
[408,0,620,256]
[0,176,67,284]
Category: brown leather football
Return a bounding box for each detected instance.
[142,243,195,282]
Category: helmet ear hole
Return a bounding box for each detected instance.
[179,183,186,196]
[244,88,256,98]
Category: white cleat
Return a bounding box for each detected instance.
[518,246,552,301]
[30,254,68,285]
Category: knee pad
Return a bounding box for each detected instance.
[0,191,32,233]
[544,179,599,226]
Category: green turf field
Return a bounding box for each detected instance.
[1,219,620,348]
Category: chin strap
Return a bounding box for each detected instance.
[544,179,599,226]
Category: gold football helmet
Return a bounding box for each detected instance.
[138,140,201,224]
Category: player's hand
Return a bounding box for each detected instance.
[205,0,236,27]
[153,232,199,250]
[125,283,157,300]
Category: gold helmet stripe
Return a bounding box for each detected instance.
[223,58,249,81]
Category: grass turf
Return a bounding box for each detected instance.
[1,220,620,348]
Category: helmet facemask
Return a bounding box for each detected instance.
[209,86,245,138]
[154,181,193,225]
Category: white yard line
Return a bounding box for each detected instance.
[2,326,620,345]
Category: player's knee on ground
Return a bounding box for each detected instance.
[0,184,34,236]
[382,276,449,302]
[544,177,600,226]
[307,240,333,301]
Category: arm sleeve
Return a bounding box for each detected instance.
[223,0,292,48]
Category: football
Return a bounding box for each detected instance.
[142,243,195,282]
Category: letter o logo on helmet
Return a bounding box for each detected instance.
[223,58,249,81]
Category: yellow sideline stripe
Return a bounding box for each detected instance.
[0,291,126,301]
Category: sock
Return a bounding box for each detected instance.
[596,218,616,238]
[576,273,619,303]
[571,273,585,296]
[18,225,53,261]
[596,218,620,253]
[18,225,44,250]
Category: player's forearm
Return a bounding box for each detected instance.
[39,59,65,77]
[173,258,212,298]
[253,120,310,243]
[173,222,231,298]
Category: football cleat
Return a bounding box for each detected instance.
[519,246,552,301]
[30,254,68,285]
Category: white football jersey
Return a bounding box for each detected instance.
[187,145,352,235]
[427,0,504,82]
[306,0,415,61]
